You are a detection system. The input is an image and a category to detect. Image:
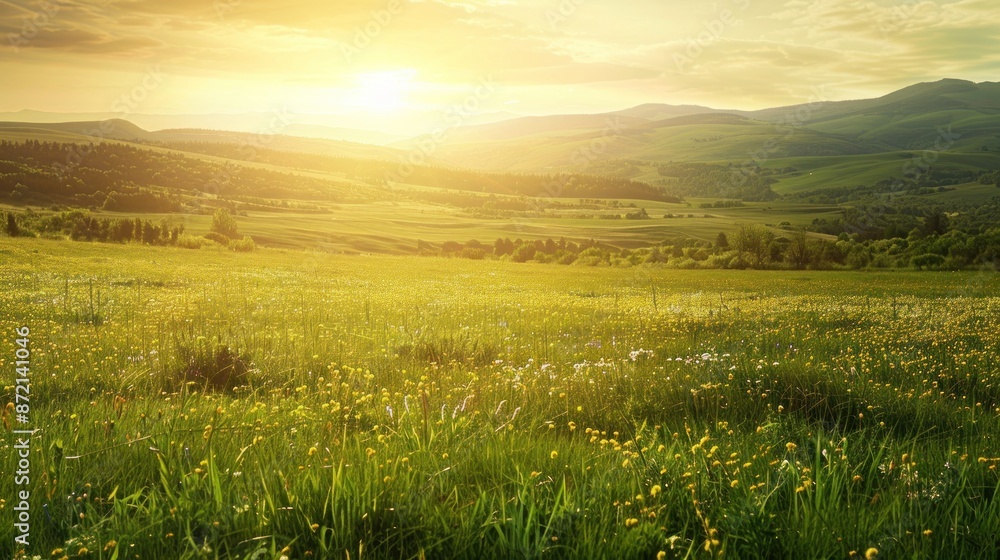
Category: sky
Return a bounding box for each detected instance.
[1,0,999,135]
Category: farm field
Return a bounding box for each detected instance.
[2,238,999,559]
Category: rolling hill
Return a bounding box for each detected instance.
[0,120,425,164]
[1,78,998,254]
[404,79,1000,194]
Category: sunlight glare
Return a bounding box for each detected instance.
[349,69,417,113]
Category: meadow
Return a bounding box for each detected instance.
[2,237,999,559]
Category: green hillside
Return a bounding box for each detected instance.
[417,79,1000,203]
[1,80,998,261]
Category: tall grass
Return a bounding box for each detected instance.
[1,239,998,559]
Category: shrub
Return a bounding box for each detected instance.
[6,212,20,237]
[706,252,737,269]
[557,252,578,265]
[460,247,486,260]
[229,235,256,252]
[210,208,239,238]
[910,253,945,270]
[175,343,251,392]
[203,231,230,246]
[176,234,206,249]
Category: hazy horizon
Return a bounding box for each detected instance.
[3,0,999,136]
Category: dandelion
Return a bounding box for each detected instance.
[650,484,662,497]
[786,442,797,452]
[865,548,879,559]
[550,450,559,459]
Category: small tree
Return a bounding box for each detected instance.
[715,232,729,249]
[733,222,771,268]
[6,213,20,237]
[787,228,812,270]
[211,208,239,239]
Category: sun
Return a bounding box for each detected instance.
[349,69,417,114]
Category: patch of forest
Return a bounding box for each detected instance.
[0,140,377,211]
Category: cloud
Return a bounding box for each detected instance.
[1,0,998,118]
[7,27,160,54]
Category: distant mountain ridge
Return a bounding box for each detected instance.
[397,79,1000,172]
[0,119,426,165]
[1,79,998,195]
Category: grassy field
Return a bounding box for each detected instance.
[1,192,843,256]
[2,238,999,559]
[765,152,1000,194]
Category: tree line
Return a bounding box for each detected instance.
[5,209,183,245]
[3,207,256,252]
[419,222,1000,270]
[156,141,679,202]
[0,140,369,211]
[657,162,782,201]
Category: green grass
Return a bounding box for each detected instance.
[1,238,999,559]
[926,182,1000,204]
[433,121,878,172]
[765,151,1000,193]
[3,192,840,255]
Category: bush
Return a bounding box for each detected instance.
[203,231,230,246]
[667,257,701,269]
[229,235,256,252]
[175,343,251,392]
[176,234,207,249]
[459,247,486,260]
[210,208,239,239]
[910,253,945,270]
[556,252,578,265]
[6,213,20,237]
[511,244,536,263]
[706,252,738,269]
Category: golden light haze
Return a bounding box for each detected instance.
[2,0,998,135]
